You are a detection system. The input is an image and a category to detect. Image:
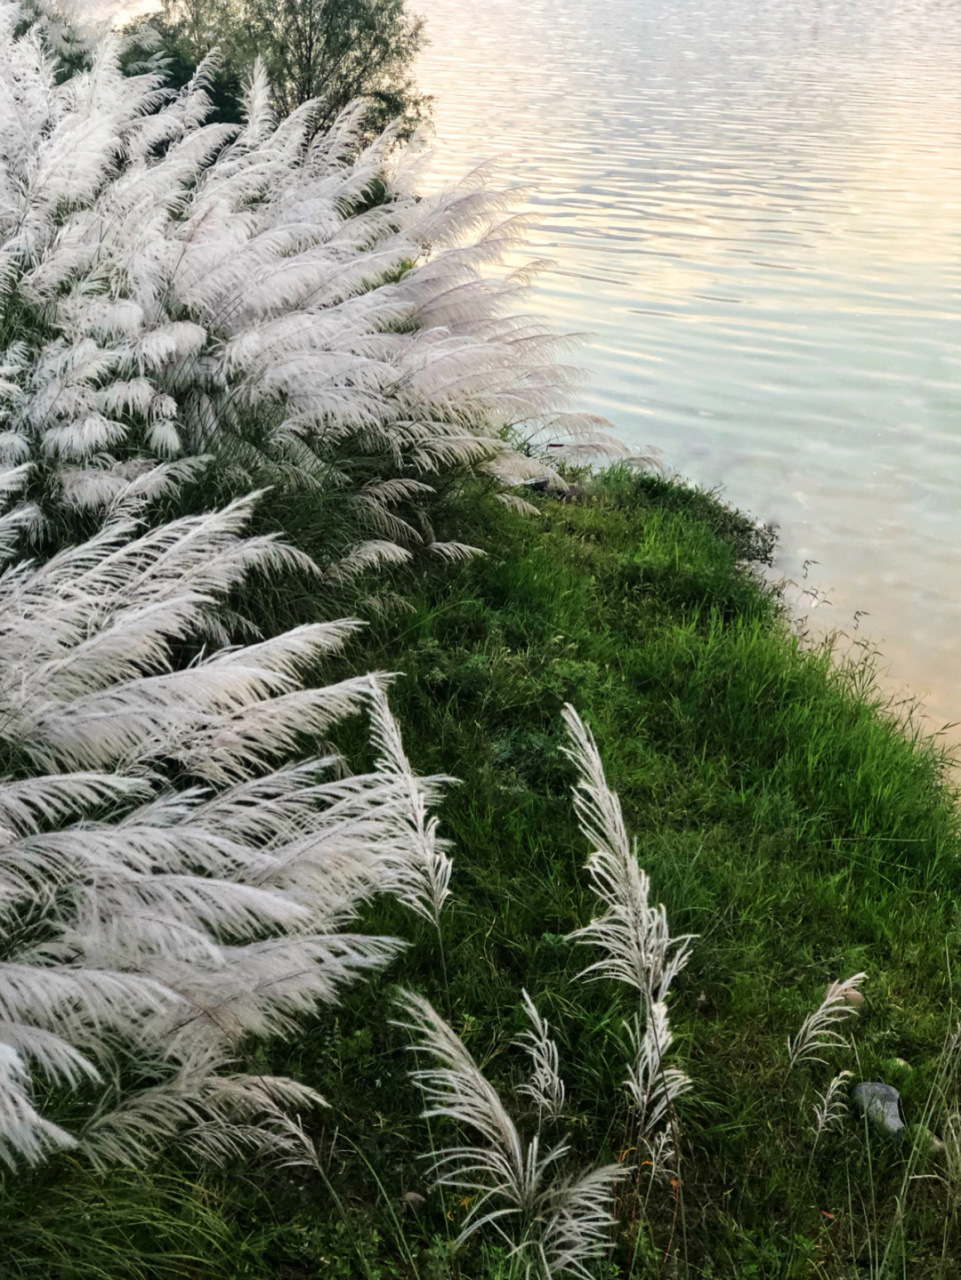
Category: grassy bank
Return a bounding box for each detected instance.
[8,468,961,1279]
[221,468,961,1278]
[12,20,960,1273]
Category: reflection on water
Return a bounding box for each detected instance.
[414,0,961,747]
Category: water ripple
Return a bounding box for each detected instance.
[415,0,961,741]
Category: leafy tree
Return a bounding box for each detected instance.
[153,0,430,138]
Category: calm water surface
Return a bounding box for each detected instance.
[413,0,961,744]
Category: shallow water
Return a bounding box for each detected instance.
[413,0,961,748]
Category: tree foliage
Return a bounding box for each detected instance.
[153,0,429,138]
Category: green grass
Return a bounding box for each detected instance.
[0,1163,239,1279]
[12,466,961,1277]
[208,466,961,1278]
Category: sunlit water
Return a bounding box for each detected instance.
[412,0,961,748]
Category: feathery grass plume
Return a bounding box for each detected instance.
[622,1000,692,1174]
[367,679,453,930]
[0,5,629,563]
[811,1070,853,1146]
[514,990,566,1124]
[396,990,622,1279]
[562,704,694,1171]
[787,974,866,1070]
[0,483,423,1172]
[561,705,695,1004]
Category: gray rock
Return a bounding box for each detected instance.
[851,1081,905,1138]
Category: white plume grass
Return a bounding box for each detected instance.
[0,0,652,1220]
[368,680,453,931]
[514,990,566,1125]
[0,489,438,1173]
[396,990,622,1278]
[811,1070,853,1146]
[622,1001,692,1172]
[561,707,695,1004]
[0,4,632,569]
[562,704,694,1172]
[787,975,866,1070]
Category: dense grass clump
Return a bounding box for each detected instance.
[176,466,959,1279]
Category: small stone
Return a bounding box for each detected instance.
[851,1081,905,1137]
[401,1191,426,1213]
[907,1123,944,1155]
[825,981,865,1006]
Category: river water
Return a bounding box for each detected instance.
[412,0,961,747]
